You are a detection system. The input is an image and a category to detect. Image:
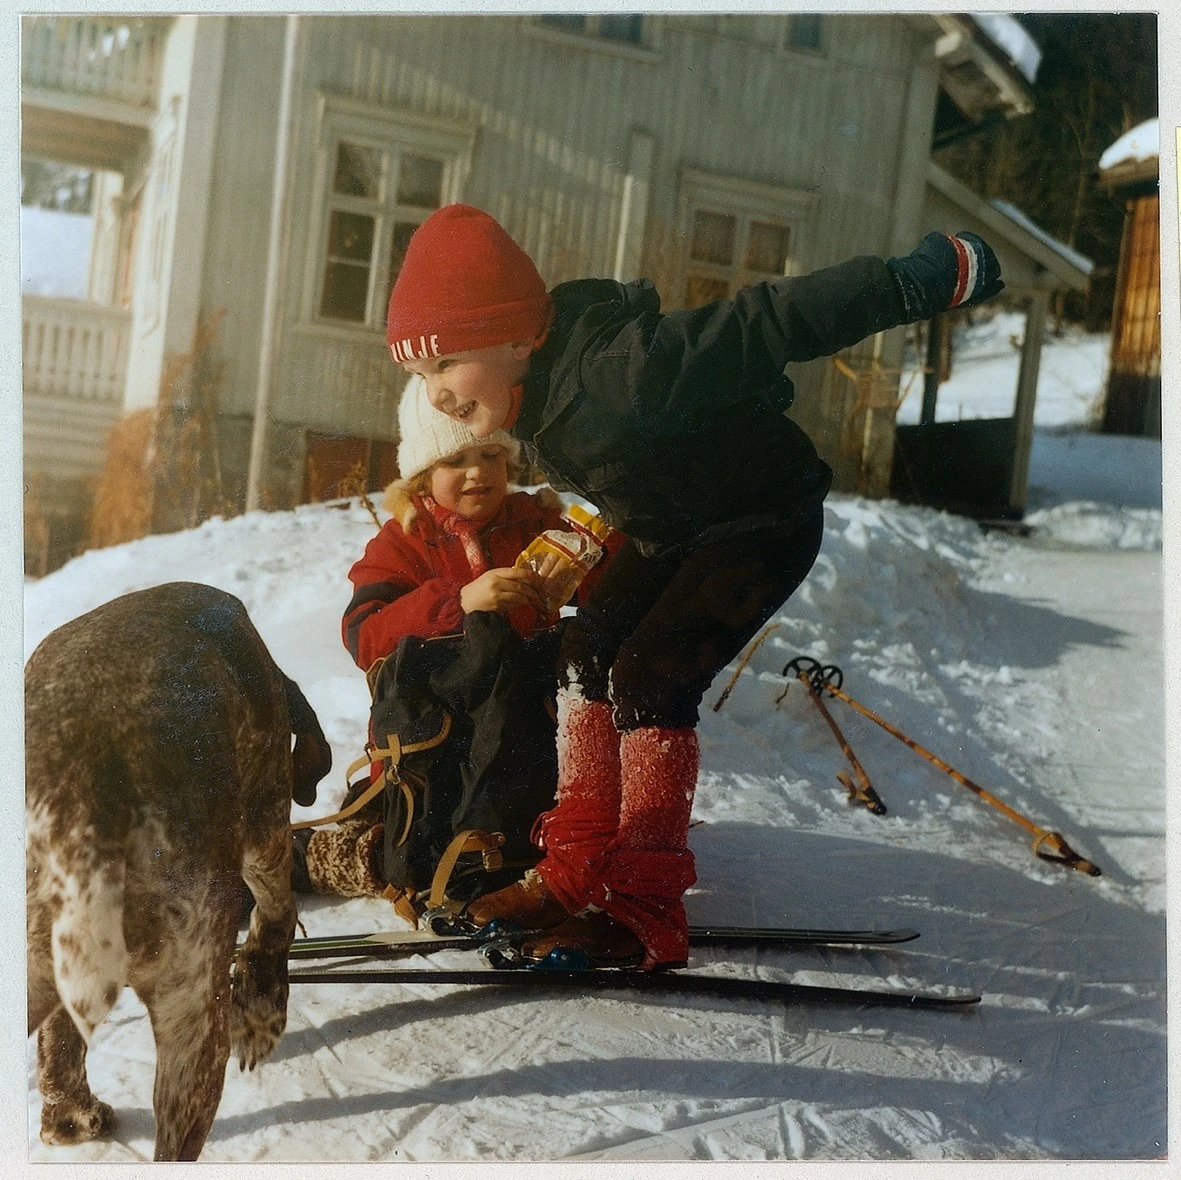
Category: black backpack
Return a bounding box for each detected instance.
[364,612,562,912]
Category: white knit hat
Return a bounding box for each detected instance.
[396,374,519,480]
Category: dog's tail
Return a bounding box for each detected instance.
[50,850,130,1043]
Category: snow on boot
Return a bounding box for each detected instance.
[305,822,386,898]
[518,908,646,969]
[530,692,623,913]
[595,726,699,970]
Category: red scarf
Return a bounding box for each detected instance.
[420,494,491,577]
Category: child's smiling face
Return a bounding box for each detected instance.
[403,341,532,438]
[429,443,510,525]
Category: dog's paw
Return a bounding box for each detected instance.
[41,1097,116,1145]
[229,947,289,1071]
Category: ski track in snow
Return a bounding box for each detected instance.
[23,320,1164,1162]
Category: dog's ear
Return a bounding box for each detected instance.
[291,730,331,807]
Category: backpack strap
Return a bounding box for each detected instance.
[289,714,453,833]
[427,829,506,912]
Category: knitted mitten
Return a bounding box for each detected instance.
[888,231,1003,321]
[304,822,386,898]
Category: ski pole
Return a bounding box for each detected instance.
[779,657,1101,877]
[784,663,887,815]
[712,622,780,713]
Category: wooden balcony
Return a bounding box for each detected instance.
[23,296,130,404]
[21,16,172,170]
[23,296,126,484]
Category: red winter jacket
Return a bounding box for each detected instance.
[343,488,613,671]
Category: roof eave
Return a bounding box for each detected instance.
[928,161,1092,293]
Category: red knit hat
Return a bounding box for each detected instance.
[386,204,552,363]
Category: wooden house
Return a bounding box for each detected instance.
[22,12,1062,570]
[1097,118,1160,439]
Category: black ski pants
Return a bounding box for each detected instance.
[559,507,825,731]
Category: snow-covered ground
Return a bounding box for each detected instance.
[19,206,92,299]
[896,308,1112,429]
[22,317,1164,1162]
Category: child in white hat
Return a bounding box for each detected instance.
[297,376,614,905]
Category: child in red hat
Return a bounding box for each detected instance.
[387,202,1003,969]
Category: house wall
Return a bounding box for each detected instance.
[123,15,226,413]
[199,13,940,500]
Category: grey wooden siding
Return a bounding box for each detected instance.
[202,14,930,484]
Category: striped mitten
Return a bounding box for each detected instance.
[888,231,1003,321]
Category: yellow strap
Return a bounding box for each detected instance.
[381,883,422,925]
[397,713,452,756]
[427,829,505,911]
[289,714,452,832]
[290,772,386,831]
[394,773,416,847]
[364,655,387,696]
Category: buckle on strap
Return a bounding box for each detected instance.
[427,829,506,911]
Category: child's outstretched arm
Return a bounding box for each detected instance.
[626,233,1003,421]
[732,231,1003,366]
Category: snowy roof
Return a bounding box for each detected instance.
[1099,118,1159,172]
[926,163,1091,292]
[988,199,1094,277]
[968,14,1041,85]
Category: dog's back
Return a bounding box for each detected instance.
[26,582,324,1160]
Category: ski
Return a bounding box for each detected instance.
[285,963,979,1011]
[284,923,921,962]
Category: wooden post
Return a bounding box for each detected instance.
[613,130,654,283]
[1008,293,1047,515]
[246,15,300,512]
[919,315,945,425]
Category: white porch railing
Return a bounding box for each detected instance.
[21,16,170,110]
[23,296,130,404]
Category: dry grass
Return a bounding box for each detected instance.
[88,311,232,549]
[88,408,156,549]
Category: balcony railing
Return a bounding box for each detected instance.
[21,16,170,111]
[23,296,130,404]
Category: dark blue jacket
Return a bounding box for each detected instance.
[512,257,907,551]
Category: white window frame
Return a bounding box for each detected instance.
[677,168,818,308]
[524,14,661,63]
[298,93,477,339]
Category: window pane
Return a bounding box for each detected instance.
[540,14,585,33]
[745,221,792,273]
[320,262,370,321]
[327,210,374,262]
[690,210,736,266]
[333,142,382,198]
[788,14,823,51]
[599,14,643,43]
[396,154,444,206]
[386,219,419,307]
[685,274,730,308]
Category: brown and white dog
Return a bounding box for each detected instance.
[26,582,332,1161]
